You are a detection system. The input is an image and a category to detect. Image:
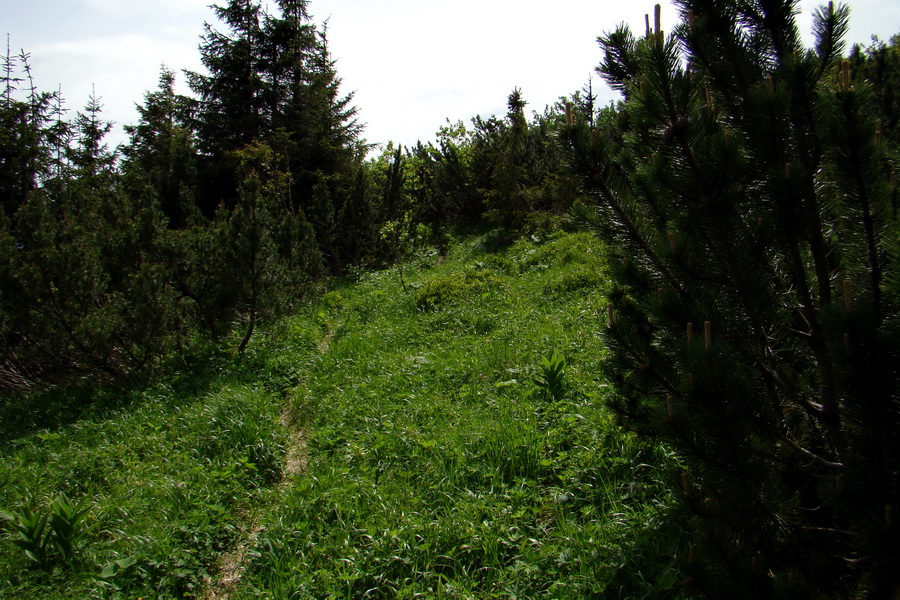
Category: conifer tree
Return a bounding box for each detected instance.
[2,92,179,383]
[270,15,365,265]
[0,45,56,216]
[309,171,338,267]
[186,0,362,226]
[174,141,322,351]
[188,0,266,158]
[566,2,899,596]
[483,88,533,231]
[429,123,481,225]
[849,34,900,152]
[337,159,377,266]
[228,142,323,353]
[122,67,199,229]
[470,89,572,234]
[371,144,415,272]
[379,144,406,225]
[68,90,115,182]
[0,209,23,390]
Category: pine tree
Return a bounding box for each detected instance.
[849,34,900,154]
[1,86,181,384]
[0,209,23,390]
[427,122,481,225]
[219,141,321,353]
[379,143,406,224]
[337,159,377,267]
[566,1,899,596]
[371,144,414,271]
[309,171,337,267]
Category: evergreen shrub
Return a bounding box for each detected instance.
[566,1,900,596]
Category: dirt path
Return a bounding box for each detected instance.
[201,325,333,599]
[201,408,309,600]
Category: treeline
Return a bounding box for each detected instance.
[0,0,589,390]
[1,0,897,396]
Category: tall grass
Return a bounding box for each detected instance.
[0,378,288,598]
[0,230,685,599]
[237,231,685,599]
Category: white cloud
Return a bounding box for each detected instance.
[313,0,683,148]
[80,0,211,19]
[26,33,204,147]
[5,0,898,153]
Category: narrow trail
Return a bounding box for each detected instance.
[201,410,309,600]
[201,325,333,599]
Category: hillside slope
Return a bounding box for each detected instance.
[0,231,683,599]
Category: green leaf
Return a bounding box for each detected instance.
[101,556,137,578]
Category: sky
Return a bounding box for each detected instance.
[4,0,899,154]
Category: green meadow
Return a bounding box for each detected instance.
[1,231,684,599]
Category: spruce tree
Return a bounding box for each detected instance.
[470,89,572,234]
[273,16,365,267]
[188,0,266,158]
[68,90,115,183]
[483,88,533,231]
[0,46,56,216]
[186,0,362,224]
[565,1,899,597]
[122,67,199,229]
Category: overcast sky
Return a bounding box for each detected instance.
[4,0,899,154]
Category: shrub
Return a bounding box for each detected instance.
[414,269,498,310]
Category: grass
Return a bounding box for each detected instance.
[0,230,686,599]
[0,370,294,598]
